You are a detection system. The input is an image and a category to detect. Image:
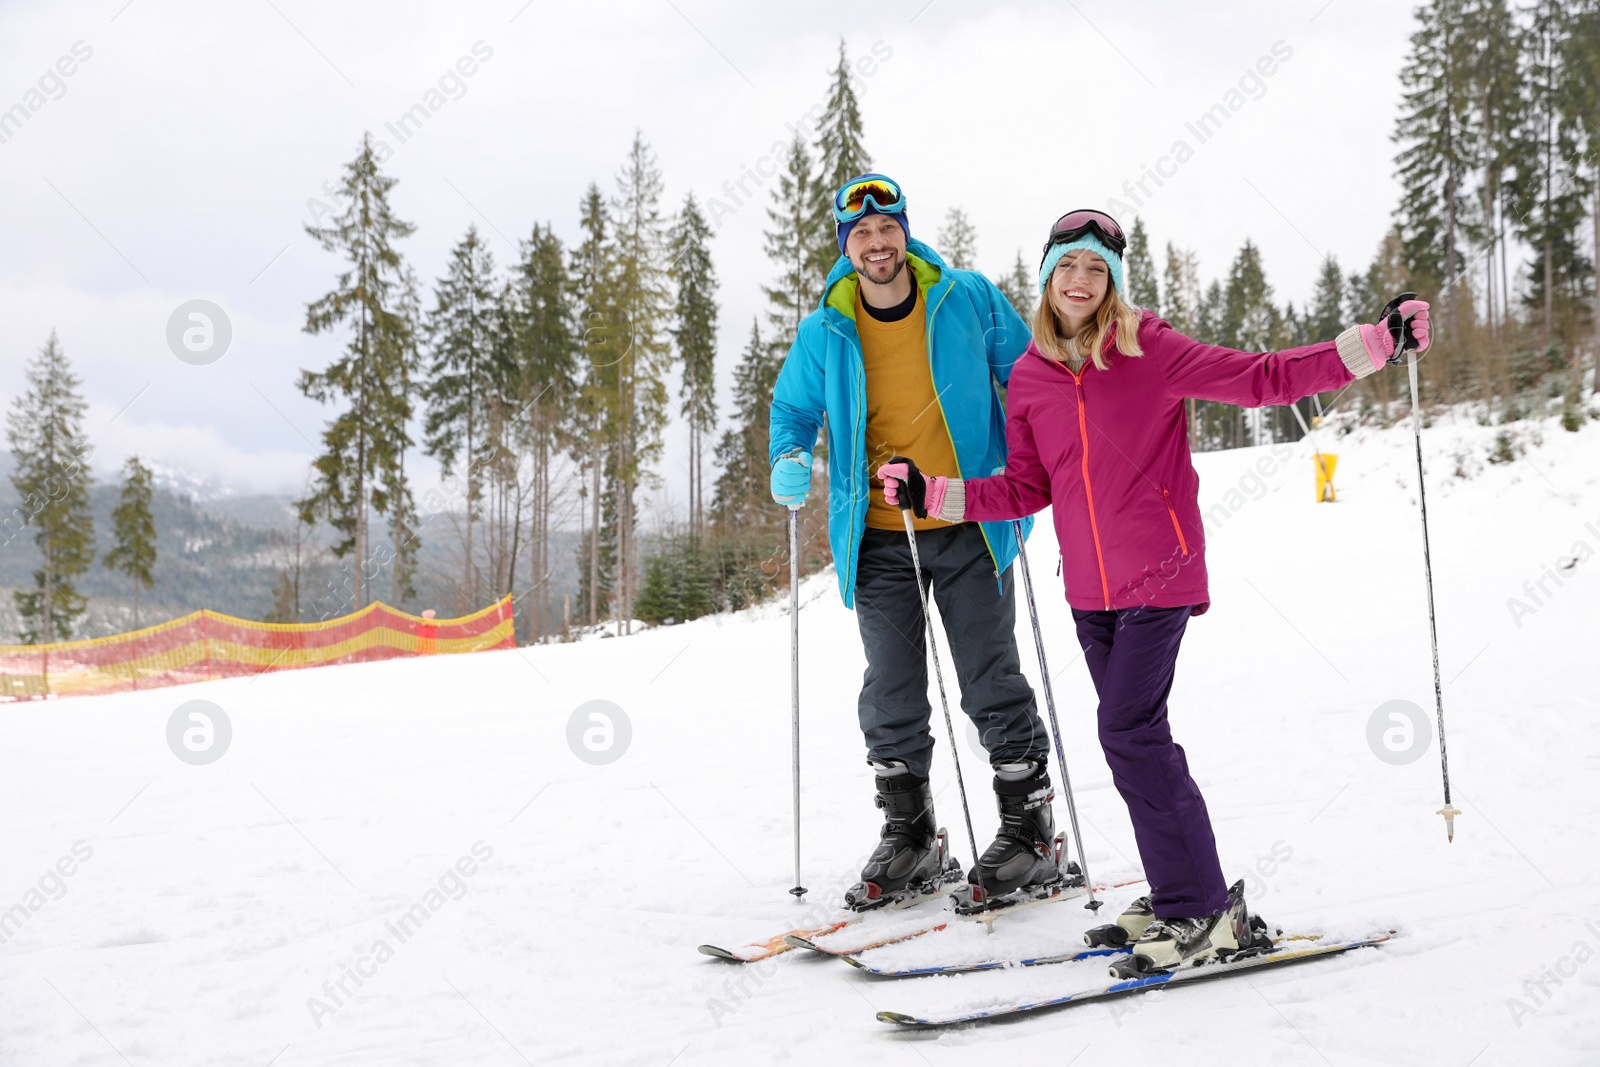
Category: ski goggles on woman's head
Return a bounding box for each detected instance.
[1040,209,1126,263]
[833,176,906,223]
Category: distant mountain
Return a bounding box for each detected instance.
[0,457,581,645]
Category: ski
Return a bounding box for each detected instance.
[697,871,960,962]
[784,875,1146,957]
[846,942,1126,977]
[875,931,1394,1027]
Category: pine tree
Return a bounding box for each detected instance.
[1467,0,1525,338]
[1513,0,1595,355]
[712,319,781,533]
[299,132,416,612]
[6,331,95,644]
[380,266,423,609]
[104,455,156,629]
[1125,217,1160,309]
[1161,243,1201,335]
[812,38,872,275]
[508,221,578,640]
[765,132,823,351]
[1221,240,1279,353]
[1305,255,1347,343]
[608,131,674,631]
[423,225,498,613]
[670,192,719,541]
[994,249,1036,320]
[937,208,978,270]
[571,182,616,626]
[1393,0,1481,300]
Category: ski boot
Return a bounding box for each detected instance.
[844,760,963,911]
[1083,894,1154,948]
[1111,879,1275,977]
[952,760,1081,916]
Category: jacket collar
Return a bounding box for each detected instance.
[821,238,948,322]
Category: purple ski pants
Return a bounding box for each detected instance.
[1072,604,1230,918]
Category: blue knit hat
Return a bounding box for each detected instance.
[1039,232,1124,297]
[838,206,910,252]
[835,173,910,252]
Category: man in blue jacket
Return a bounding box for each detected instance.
[769,174,1066,910]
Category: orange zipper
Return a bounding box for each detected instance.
[1071,370,1113,609]
[1162,487,1190,557]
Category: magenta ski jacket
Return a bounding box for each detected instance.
[962,310,1357,615]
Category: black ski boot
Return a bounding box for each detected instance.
[954,760,1078,914]
[844,760,962,911]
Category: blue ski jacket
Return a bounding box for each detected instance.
[769,239,1033,608]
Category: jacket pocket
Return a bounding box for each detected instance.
[1161,486,1190,557]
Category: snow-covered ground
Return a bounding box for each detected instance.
[2,409,1598,1066]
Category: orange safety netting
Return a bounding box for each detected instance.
[0,596,515,701]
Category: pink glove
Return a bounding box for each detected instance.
[1358,299,1430,370]
[877,459,948,520]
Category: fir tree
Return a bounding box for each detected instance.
[669,192,719,540]
[299,132,416,612]
[1125,217,1160,309]
[765,132,823,351]
[104,455,156,629]
[712,319,780,532]
[1304,255,1347,343]
[1161,243,1201,335]
[608,131,674,631]
[812,38,872,275]
[6,331,95,644]
[380,266,423,609]
[937,208,978,270]
[508,221,578,640]
[994,249,1036,320]
[423,225,498,612]
[571,182,616,626]
[1513,0,1595,353]
[1393,0,1480,298]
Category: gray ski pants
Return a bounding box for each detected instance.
[853,523,1047,778]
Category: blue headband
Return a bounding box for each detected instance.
[1038,233,1124,297]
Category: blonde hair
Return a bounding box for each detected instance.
[1031,277,1143,371]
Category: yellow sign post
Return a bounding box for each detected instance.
[1314,453,1339,502]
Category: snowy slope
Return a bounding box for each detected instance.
[1,410,1597,1066]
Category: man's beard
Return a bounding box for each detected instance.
[855,252,906,286]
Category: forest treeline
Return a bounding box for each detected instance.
[6,9,1597,643]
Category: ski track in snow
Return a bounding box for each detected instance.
[1,411,1598,1066]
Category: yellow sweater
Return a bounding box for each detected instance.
[858,290,961,532]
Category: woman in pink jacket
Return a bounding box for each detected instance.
[880,209,1429,974]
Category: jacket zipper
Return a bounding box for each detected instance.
[925,280,1003,579]
[1070,368,1113,609]
[1162,487,1190,557]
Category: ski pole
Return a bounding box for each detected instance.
[896,507,980,874]
[1287,402,1338,502]
[788,505,807,899]
[1387,293,1460,842]
[1011,521,1100,912]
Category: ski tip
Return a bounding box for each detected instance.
[782,934,817,951]
[697,945,737,959]
[876,1011,926,1027]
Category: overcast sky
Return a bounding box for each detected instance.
[0,0,1410,520]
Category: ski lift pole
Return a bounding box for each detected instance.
[1387,292,1460,842]
[1012,521,1100,911]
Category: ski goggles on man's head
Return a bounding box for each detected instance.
[1040,209,1126,264]
[833,176,906,224]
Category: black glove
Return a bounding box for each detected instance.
[883,456,928,518]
